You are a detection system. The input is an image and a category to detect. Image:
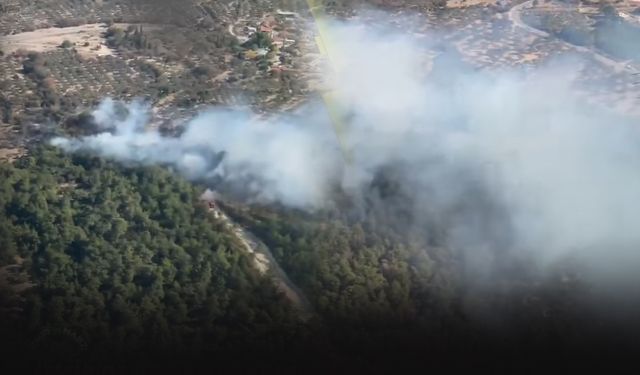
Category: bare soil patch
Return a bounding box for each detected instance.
[447,0,496,8]
[0,23,157,59]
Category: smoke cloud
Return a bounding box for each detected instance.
[52,19,640,310]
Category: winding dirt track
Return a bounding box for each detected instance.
[509,1,639,74]
[212,205,314,319]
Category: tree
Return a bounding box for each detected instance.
[601,4,618,20]
[0,147,300,366]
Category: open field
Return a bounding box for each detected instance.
[0,0,143,36]
[1,23,119,58]
[446,0,496,8]
[0,146,23,162]
[0,23,165,58]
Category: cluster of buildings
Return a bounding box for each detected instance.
[242,18,297,49]
[236,12,301,73]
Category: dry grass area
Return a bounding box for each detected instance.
[517,52,541,63]
[0,23,137,59]
[0,147,23,163]
[447,0,496,8]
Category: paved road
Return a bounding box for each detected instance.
[508,0,639,74]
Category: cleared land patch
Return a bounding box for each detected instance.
[0,23,155,58]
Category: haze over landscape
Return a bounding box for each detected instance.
[2,0,640,372]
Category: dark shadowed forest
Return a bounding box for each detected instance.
[1,147,635,373]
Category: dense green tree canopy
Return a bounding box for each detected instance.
[0,147,303,368]
[0,147,603,372]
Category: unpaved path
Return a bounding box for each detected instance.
[227,17,249,43]
[509,1,639,74]
[211,205,314,319]
[447,0,496,8]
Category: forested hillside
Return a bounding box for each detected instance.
[220,195,595,366]
[223,202,461,324]
[0,147,305,370]
[0,147,617,371]
[0,146,481,372]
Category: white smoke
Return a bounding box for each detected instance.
[51,19,640,288]
[52,103,342,207]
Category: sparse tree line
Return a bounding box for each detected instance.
[21,52,60,115]
[105,25,153,50]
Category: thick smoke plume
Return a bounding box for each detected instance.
[53,98,341,207]
[52,19,640,309]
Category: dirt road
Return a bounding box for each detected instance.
[509,1,639,74]
[211,205,314,319]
